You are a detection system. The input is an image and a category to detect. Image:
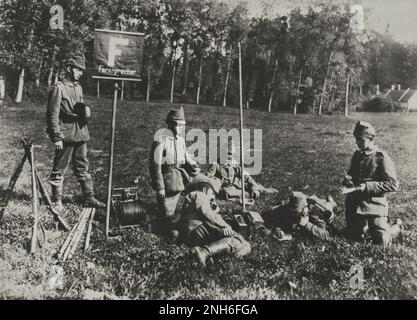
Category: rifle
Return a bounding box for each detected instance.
[21,139,70,231]
[29,142,39,253]
[0,151,28,222]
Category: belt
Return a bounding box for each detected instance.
[59,112,79,123]
[161,164,185,174]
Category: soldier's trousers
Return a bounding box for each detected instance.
[186,222,251,258]
[157,192,181,218]
[50,141,91,188]
[345,209,400,247]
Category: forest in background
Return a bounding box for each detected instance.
[1,0,417,114]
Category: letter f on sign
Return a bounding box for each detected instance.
[108,37,129,67]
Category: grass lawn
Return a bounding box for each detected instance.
[0,97,416,299]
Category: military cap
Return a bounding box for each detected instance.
[66,54,86,70]
[166,107,186,125]
[353,121,376,138]
[287,191,308,214]
[188,174,221,194]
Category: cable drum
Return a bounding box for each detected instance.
[117,200,148,226]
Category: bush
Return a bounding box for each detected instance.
[363,95,395,112]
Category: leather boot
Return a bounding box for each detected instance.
[192,239,231,266]
[51,183,63,212]
[80,179,105,208]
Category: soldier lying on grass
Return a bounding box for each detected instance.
[343,121,402,248]
[271,191,337,241]
[206,140,278,201]
[176,175,251,266]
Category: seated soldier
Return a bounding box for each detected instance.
[178,175,251,266]
[343,120,402,248]
[206,140,278,201]
[271,191,337,241]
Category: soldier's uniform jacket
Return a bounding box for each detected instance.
[149,133,199,195]
[346,145,399,216]
[179,190,230,237]
[273,205,331,241]
[206,158,260,191]
[46,79,90,143]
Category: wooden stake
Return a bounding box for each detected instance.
[170,47,177,103]
[29,144,39,253]
[223,44,232,107]
[105,82,119,239]
[196,56,203,105]
[238,42,246,213]
[84,208,96,251]
[67,208,92,260]
[62,207,91,261]
[58,210,84,259]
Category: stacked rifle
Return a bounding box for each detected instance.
[0,139,71,253]
[58,207,96,261]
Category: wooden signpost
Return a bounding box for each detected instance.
[92,29,145,239]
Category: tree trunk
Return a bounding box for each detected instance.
[359,84,363,96]
[47,48,57,87]
[223,44,233,107]
[196,57,203,105]
[121,81,124,100]
[146,65,151,102]
[47,67,54,86]
[244,58,255,110]
[16,28,35,102]
[170,47,177,103]
[35,59,43,88]
[319,35,337,115]
[268,58,279,113]
[15,69,25,103]
[182,43,189,95]
[294,68,303,115]
[0,75,5,105]
[345,70,350,116]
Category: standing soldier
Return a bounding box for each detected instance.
[343,121,402,247]
[178,175,251,266]
[46,54,105,211]
[149,107,200,239]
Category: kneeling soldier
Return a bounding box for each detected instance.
[343,121,402,247]
[178,175,251,266]
[206,140,278,200]
[272,191,336,241]
[149,107,200,238]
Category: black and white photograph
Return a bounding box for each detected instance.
[0,0,416,305]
